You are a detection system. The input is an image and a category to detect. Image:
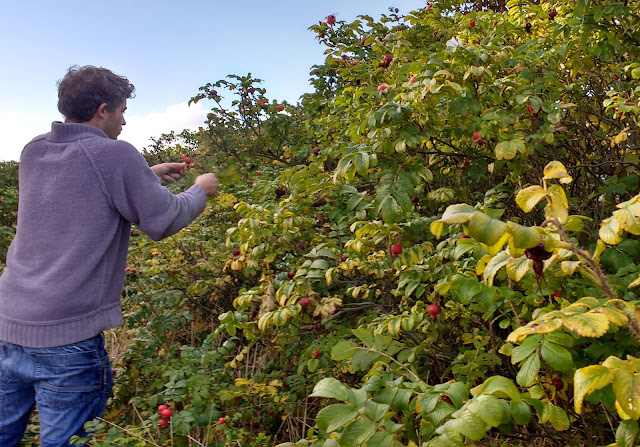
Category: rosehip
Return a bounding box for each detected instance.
[460,233,470,239]
[218,417,226,424]
[312,147,320,155]
[327,14,336,25]
[377,84,387,92]
[161,408,173,418]
[469,20,476,27]
[410,75,416,83]
[428,303,441,317]
[299,297,310,309]
[158,404,168,413]
[158,418,169,427]
[391,244,403,255]
[232,248,241,256]
[277,105,285,112]
[312,350,320,358]
[552,291,561,299]
[440,395,452,404]
[551,378,564,389]
[383,53,394,64]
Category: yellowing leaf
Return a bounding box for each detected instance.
[482,251,511,287]
[560,260,581,275]
[516,185,547,213]
[574,365,614,414]
[468,211,508,246]
[430,220,444,239]
[611,364,640,419]
[506,256,530,281]
[440,203,476,224]
[628,275,640,288]
[507,221,541,248]
[613,199,640,236]
[545,194,569,224]
[507,318,563,343]
[543,161,573,184]
[562,311,609,337]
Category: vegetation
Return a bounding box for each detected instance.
[3,0,640,445]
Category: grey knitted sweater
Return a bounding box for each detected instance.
[0,122,207,347]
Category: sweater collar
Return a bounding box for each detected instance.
[48,121,109,143]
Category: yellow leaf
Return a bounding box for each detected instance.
[507,318,563,344]
[574,365,614,414]
[430,220,444,239]
[628,275,640,288]
[235,378,252,387]
[560,260,581,275]
[613,199,640,236]
[475,254,492,276]
[516,185,547,213]
[562,311,610,337]
[543,161,573,184]
[506,256,530,281]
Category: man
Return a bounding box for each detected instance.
[0,65,219,446]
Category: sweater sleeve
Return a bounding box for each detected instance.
[87,140,208,241]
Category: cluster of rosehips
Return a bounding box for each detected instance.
[125,267,137,275]
[180,153,194,168]
[379,53,394,68]
[157,404,173,427]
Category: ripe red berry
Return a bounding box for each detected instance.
[277,105,285,112]
[428,303,441,317]
[528,103,536,114]
[552,291,561,298]
[158,404,168,413]
[391,244,403,255]
[412,196,419,205]
[410,75,416,83]
[460,233,470,239]
[425,4,433,9]
[181,154,192,164]
[257,171,262,175]
[218,417,226,425]
[383,53,394,64]
[299,297,310,309]
[469,20,476,27]
[312,147,320,155]
[472,131,483,142]
[551,378,564,389]
[327,14,336,25]
[130,231,139,237]
[377,84,387,92]
[161,408,173,418]
[232,248,241,256]
[312,350,320,358]
[209,89,217,96]
[440,395,452,404]
[158,418,169,427]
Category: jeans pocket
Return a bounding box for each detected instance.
[31,348,104,411]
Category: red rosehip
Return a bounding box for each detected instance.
[277,105,285,112]
[472,131,483,142]
[460,233,470,239]
[181,154,192,164]
[377,84,388,92]
[383,53,394,64]
[218,417,226,425]
[327,14,336,25]
[299,297,310,309]
[551,378,564,389]
[312,350,320,358]
[232,247,241,256]
[130,231,139,237]
[469,20,476,27]
[161,408,173,418]
[528,103,536,114]
[428,303,441,317]
[391,244,403,255]
[312,147,320,155]
[257,171,262,175]
[412,196,419,205]
[552,291,561,298]
[158,404,168,413]
[208,89,217,96]
[425,4,433,9]
[158,418,169,427]
[440,395,452,404]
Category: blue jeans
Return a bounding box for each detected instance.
[0,334,113,447]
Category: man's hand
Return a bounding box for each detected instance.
[151,163,187,185]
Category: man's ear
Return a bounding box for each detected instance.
[95,103,108,119]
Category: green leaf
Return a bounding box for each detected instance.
[338,419,376,446]
[366,431,395,447]
[331,341,359,361]
[467,394,507,427]
[379,196,402,224]
[510,401,532,425]
[540,342,573,372]
[364,401,390,422]
[542,403,570,431]
[440,204,476,224]
[468,212,508,246]
[316,403,359,432]
[443,411,487,441]
[495,139,525,160]
[516,353,540,387]
[312,378,352,401]
[616,420,640,447]
[574,365,614,414]
[471,376,521,403]
[507,221,541,248]
[511,334,542,364]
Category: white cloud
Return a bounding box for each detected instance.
[119,102,209,151]
[0,102,209,162]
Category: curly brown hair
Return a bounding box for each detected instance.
[57,65,135,122]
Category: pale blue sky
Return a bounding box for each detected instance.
[0,1,422,161]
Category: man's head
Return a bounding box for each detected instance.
[57,65,135,139]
